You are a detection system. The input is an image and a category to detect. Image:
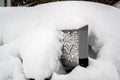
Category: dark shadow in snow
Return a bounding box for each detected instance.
[0,38,4,46]
[88,31,103,59]
[29,78,35,80]
[88,44,97,59]
[19,55,23,63]
[45,76,52,80]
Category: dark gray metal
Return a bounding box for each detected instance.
[78,25,88,59]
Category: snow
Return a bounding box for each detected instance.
[0,1,120,80]
[0,7,32,44]
[12,58,27,80]
[52,58,119,80]
[0,57,22,80]
[20,26,63,80]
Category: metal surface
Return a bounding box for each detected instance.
[78,25,88,59]
[61,25,88,72]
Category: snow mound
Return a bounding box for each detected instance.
[51,58,119,80]
[20,26,63,80]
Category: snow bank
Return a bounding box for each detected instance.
[51,58,119,80]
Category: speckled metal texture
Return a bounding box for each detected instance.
[60,25,88,70]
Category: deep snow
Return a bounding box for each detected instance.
[52,58,119,80]
[0,1,120,80]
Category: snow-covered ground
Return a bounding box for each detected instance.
[1,1,120,80]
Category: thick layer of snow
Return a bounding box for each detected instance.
[20,26,63,80]
[52,58,119,80]
[0,1,120,80]
[0,57,23,80]
[0,7,33,44]
[12,58,27,80]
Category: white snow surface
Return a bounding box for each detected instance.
[20,26,63,80]
[52,58,119,80]
[0,57,24,80]
[0,1,120,80]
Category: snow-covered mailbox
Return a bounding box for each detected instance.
[1,1,120,80]
[61,25,88,72]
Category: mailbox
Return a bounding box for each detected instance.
[60,25,88,72]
